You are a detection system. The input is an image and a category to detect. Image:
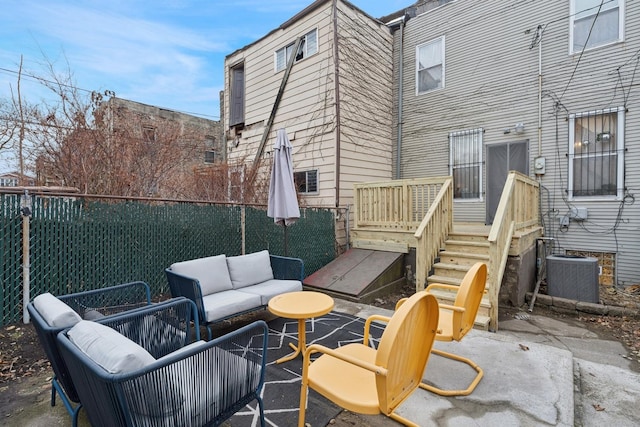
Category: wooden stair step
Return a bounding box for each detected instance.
[445,239,490,248]
[432,262,472,272]
[426,274,461,287]
[474,314,490,331]
[438,250,490,261]
[448,232,490,243]
[426,289,491,331]
[429,288,491,307]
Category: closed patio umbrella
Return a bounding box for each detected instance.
[267,128,300,255]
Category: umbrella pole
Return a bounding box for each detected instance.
[284,223,288,257]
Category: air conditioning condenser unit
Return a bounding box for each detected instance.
[546,255,599,303]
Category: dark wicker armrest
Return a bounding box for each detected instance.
[97,297,200,358]
[58,281,151,319]
[165,268,207,324]
[270,255,305,281]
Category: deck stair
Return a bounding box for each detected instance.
[428,228,491,330]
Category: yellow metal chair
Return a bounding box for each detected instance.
[298,291,439,427]
[396,262,487,396]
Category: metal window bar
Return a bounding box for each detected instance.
[572,110,618,197]
[449,128,483,199]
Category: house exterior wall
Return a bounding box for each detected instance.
[334,3,394,205]
[223,0,393,212]
[391,0,640,286]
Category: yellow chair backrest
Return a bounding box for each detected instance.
[452,262,487,340]
[374,292,439,415]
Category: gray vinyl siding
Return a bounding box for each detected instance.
[393,0,640,286]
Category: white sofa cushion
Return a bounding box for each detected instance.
[170,254,233,296]
[67,320,155,374]
[33,292,82,328]
[227,250,274,289]
[238,279,302,305]
[202,290,262,322]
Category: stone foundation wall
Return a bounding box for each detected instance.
[499,244,536,307]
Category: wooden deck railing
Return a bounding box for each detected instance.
[487,171,540,331]
[413,178,453,292]
[353,177,451,230]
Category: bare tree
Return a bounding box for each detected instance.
[4,55,237,201]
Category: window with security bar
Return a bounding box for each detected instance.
[568,107,624,199]
[449,128,483,200]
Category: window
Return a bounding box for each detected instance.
[142,125,156,142]
[294,170,318,194]
[568,107,624,199]
[449,128,483,200]
[570,0,623,53]
[416,36,444,94]
[0,177,18,187]
[204,151,215,164]
[275,29,318,72]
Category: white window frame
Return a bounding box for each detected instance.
[274,28,318,72]
[569,0,624,54]
[568,107,624,201]
[294,169,318,194]
[416,36,445,95]
[449,128,483,202]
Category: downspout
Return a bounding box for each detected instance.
[332,0,342,208]
[537,25,543,158]
[396,17,405,180]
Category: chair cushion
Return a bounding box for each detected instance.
[125,341,209,419]
[67,320,155,374]
[237,279,302,305]
[33,292,82,328]
[115,315,188,359]
[170,254,233,296]
[227,250,274,289]
[202,290,262,322]
[83,309,105,320]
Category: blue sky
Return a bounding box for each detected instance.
[0,0,406,122]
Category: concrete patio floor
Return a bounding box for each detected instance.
[3,298,640,426]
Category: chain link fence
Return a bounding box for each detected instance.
[0,193,337,326]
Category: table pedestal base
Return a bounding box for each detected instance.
[276,318,307,364]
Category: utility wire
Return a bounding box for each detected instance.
[0,66,220,120]
[559,0,604,101]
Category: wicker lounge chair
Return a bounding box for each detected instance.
[57,299,267,427]
[27,281,152,426]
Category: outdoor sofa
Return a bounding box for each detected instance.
[56,298,268,427]
[27,281,152,426]
[165,249,304,339]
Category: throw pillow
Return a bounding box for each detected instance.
[33,293,82,328]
